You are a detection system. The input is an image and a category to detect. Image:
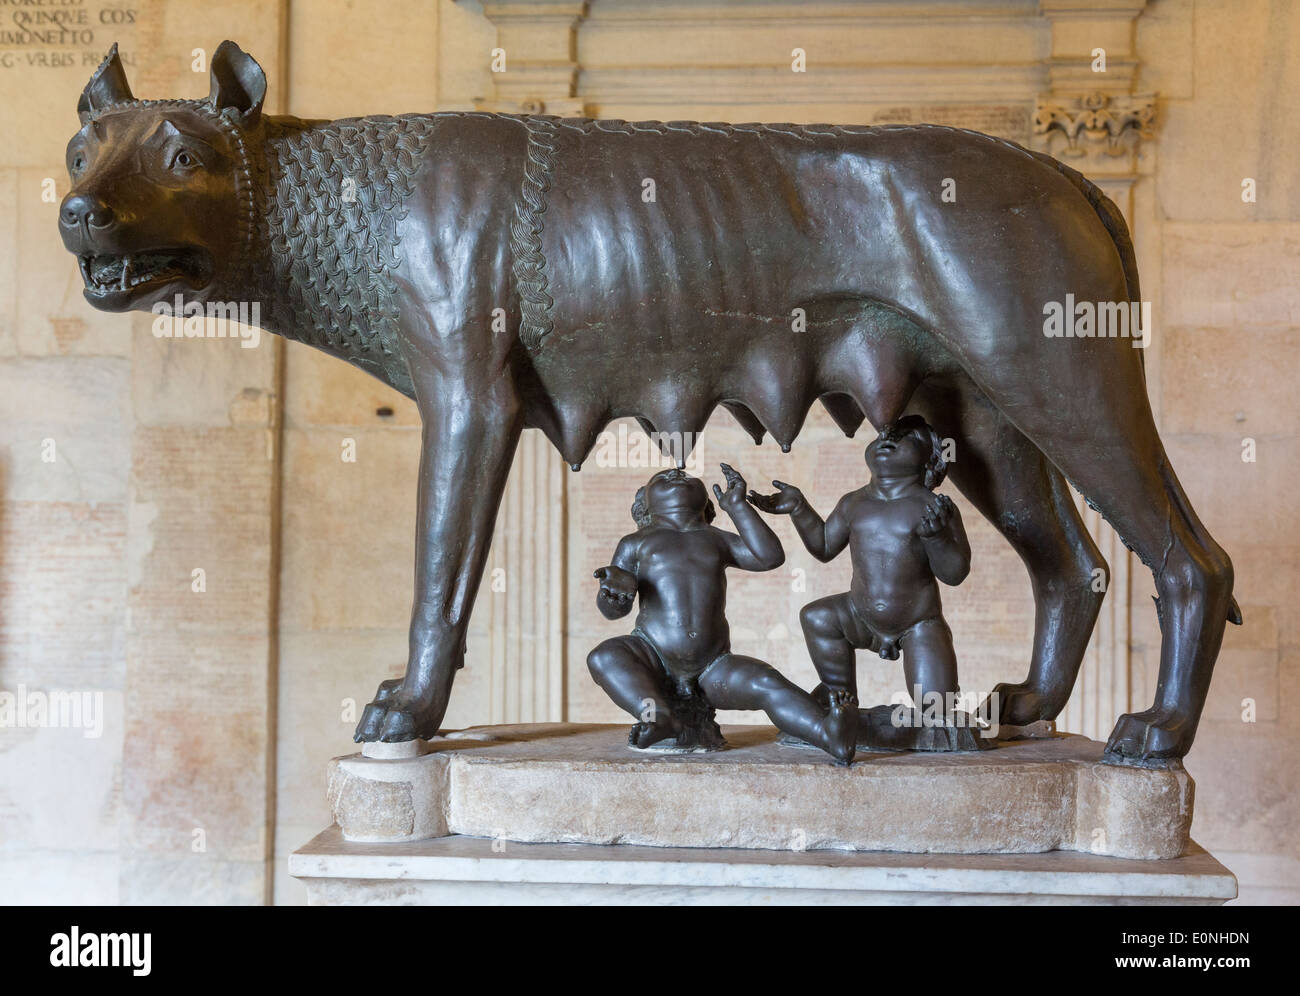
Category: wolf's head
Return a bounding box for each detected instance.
[59,41,266,313]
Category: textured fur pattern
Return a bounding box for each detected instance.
[511,117,558,352]
[241,111,1127,374]
[250,115,438,393]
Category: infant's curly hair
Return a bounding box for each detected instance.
[881,414,949,490]
[631,469,717,528]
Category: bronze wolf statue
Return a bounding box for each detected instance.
[59,42,1240,762]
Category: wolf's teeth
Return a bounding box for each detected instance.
[121,255,133,291]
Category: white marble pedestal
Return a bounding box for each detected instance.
[294,722,1237,904]
[321,723,1199,859]
[289,827,1237,905]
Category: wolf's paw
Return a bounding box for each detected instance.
[353,684,440,743]
[985,681,1058,728]
[1104,708,1193,764]
[370,678,403,704]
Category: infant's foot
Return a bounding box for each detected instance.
[823,689,859,766]
[628,718,680,750]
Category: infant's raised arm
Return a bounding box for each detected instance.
[918,494,971,586]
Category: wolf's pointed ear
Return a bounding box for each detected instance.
[208,40,266,126]
[78,43,133,123]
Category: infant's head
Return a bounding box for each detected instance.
[632,468,716,527]
[865,415,948,490]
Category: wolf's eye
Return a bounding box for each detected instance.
[71,155,85,174]
[170,149,198,171]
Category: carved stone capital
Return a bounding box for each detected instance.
[1033,91,1156,158]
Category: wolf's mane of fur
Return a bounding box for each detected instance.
[249,115,439,394]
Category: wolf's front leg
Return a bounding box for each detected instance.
[354,374,522,742]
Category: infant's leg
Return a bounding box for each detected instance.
[587,635,680,743]
[900,617,959,718]
[699,655,856,763]
[799,592,865,702]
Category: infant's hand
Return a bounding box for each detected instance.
[917,494,956,538]
[712,462,749,512]
[594,565,637,605]
[747,480,805,516]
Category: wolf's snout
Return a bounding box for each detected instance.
[61,192,115,231]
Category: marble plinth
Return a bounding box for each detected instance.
[289,827,1237,906]
[325,723,1195,859]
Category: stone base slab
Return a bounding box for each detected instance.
[289,827,1236,906]
[327,723,1195,859]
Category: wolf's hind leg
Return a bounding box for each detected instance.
[913,377,1107,728]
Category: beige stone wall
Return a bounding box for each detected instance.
[0,0,290,905]
[1133,0,1300,904]
[1,0,1295,905]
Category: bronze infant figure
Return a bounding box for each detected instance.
[752,415,971,725]
[589,464,858,764]
[59,41,1241,762]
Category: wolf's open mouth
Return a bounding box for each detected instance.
[78,248,213,296]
